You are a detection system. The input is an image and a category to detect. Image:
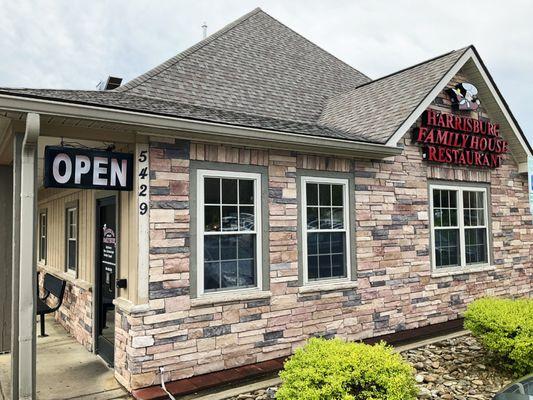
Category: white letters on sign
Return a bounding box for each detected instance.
[44,146,133,191]
[52,153,72,184]
[111,159,128,187]
[93,157,108,185]
[74,155,91,184]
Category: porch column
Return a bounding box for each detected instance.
[11,132,23,400]
[18,113,39,400]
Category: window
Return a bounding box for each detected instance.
[430,184,490,270]
[66,206,78,273]
[301,177,351,283]
[197,170,262,294]
[39,211,47,263]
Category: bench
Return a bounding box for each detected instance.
[37,273,66,337]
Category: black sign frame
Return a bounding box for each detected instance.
[44,146,134,191]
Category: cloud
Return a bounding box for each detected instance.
[0,0,531,142]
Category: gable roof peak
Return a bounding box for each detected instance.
[116,8,370,124]
[317,47,470,143]
[116,7,264,93]
[355,46,471,91]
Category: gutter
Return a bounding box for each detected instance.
[18,112,39,400]
[0,94,402,159]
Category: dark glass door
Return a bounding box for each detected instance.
[96,196,117,366]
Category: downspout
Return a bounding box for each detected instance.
[18,113,39,400]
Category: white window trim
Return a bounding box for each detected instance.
[429,183,491,274]
[196,169,263,297]
[66,206,78,274]
[301,176,351,286]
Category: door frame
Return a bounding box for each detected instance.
[93,191,119,366]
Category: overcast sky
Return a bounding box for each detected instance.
[1,0,531,142]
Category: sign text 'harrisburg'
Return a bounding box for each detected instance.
[414,109,508,168]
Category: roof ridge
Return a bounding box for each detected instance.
[4,47,469,99]
[117,7,263,92]
[258,11,371,82]
[353,46,471,90]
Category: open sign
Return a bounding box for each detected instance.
[44,146,133,191]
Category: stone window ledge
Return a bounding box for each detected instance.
[298,280,358,294]
[431,264,495,278]
[191,290,272,307]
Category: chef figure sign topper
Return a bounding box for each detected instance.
[449,82,481,111]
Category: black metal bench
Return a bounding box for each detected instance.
[37,273,66,337]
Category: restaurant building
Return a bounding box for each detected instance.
[0,8,531,399]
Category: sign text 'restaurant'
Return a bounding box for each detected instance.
[414,109,509,168]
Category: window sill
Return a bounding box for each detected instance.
[191,290,271,307]
[431,264,495,278]
[65,269,77,278]
[299,280,357,294]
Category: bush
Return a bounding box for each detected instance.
[464,297,533,375]
[276,338,417,400]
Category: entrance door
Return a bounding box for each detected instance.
[96,196,117,366]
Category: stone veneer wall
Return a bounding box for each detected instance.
[38,273,93,351]
[113,83,533,391]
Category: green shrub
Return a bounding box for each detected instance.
[276,338,417,400]
[464,297,533,375]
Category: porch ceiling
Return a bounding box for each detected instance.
[1,111,138,138]
[0,110,140,167]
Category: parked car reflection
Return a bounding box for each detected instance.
[221,212,254,231]
[493,374,533,400]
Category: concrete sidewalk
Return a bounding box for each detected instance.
[0,315,130,400]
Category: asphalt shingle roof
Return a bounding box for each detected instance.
[117,8,371,124]
[0,88,371,142]
[318,48,469,143]
[0,8,470,146]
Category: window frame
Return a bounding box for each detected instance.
[38,209,47,264]
[65,202,78,275]
[196,168,263,296]
[300,175,352,285]
[429,183,491,273]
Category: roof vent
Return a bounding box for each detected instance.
[97,76,122,91]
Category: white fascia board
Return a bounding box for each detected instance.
[386,48,475,146]
[469,55,532,159]
[0,94,402,159]
[386,48,532,160]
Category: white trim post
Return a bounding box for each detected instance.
[11,132,23,400]
[18,113,39,400]
[136,142,150,304]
